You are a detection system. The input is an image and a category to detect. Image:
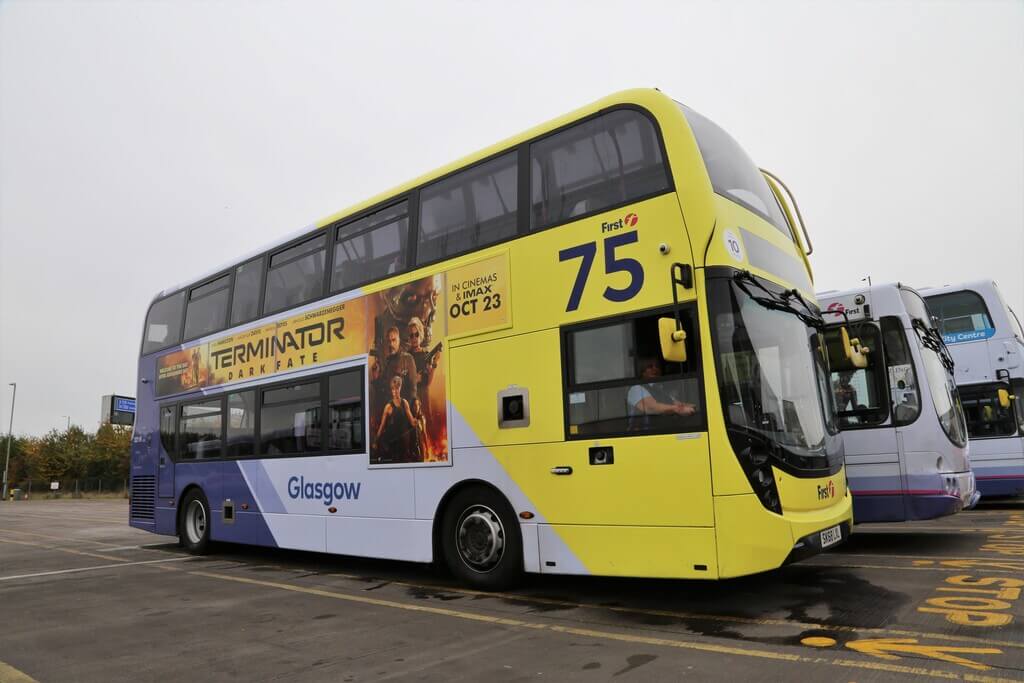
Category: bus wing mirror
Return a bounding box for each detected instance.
[841,327,871,369]
[998,388,1012,409]
[659,318,687,363]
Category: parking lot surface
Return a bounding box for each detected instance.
[1,499,1022,682]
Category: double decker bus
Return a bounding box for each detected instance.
[129,89,851,588]
[817,284,974,522]
[922,280,1024,497]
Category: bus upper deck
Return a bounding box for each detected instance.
[817,284,974,522]
[922,280,1024,497]
[131,88,851,588]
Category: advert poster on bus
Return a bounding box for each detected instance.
[155,252,511,466]
[367,274,448,465]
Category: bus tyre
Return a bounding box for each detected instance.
[442,487,523,590]
[179,489,212,555]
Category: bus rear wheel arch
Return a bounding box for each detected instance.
[177,486,212,555]
[439,484,523,590]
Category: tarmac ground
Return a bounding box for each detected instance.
[1,498,1023,682]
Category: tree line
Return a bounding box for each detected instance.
[3,424,131,485]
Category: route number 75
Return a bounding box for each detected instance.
[558,231,645,312]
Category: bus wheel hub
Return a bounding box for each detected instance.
[457,505,504,571]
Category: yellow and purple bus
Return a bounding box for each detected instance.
[130,89,852,588]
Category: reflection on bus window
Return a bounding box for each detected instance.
[179,400,223,460]
[226,391,256,458]
[261,381,322,455]
[880,317,921,426]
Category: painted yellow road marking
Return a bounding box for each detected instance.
[188,570,1020,681]
[0,660,39,683]
[845,638,1001,672]
[802,636,838,647]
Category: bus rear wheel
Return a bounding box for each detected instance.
[441,486,522,590]
[179,489,211,555]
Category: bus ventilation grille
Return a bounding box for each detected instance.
[130,476,156,520]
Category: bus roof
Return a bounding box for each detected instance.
[152,87,682,302]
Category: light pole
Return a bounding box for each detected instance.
[3,382,16,502]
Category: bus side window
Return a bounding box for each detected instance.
[328,369,364,452]
[143,291,186,355]
[417,153,517,265]
[226,390,256,458]
[530,110,669,231]
[264,235,327,315]
[565,309,701,438]
[231,257,263,326]
[183,274,231,341]
[1013,379,1024,435]
[332,202,410,293]
[261,380,322,455]
[880,317,920,426]
[179,399,223,460]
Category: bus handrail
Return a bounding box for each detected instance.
[761,168,813,256]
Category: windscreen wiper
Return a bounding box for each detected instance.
[733,271,824,330]
[912,318,955,374]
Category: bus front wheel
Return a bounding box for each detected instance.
[179,489,212,555]
[441,486,523,590]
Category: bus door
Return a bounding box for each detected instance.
[157,404,176,498]
[826,322,901,499]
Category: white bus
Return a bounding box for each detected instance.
[922,280,1024,498]
[818,284,975,521]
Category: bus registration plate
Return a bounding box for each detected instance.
[820,525,842,548]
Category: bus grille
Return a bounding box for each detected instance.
[130,476,156,520]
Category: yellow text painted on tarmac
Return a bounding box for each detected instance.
[916,513,1024,627]
[844,638,1001,672]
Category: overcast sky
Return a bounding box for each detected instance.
[1,0,1021,436]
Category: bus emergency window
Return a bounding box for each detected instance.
[417,152,518,265]
[328,370,364,451]
[231,257,263,326]
[143,291,186,355]
[184,274,231,341]
[264,235,326,314]
[679,104,791,238]
[179,399,223,460]
[226,390,256,458]
[261,380,322,455]
[960,384,1018,438]
[159,405,176,458]
[881,317,920,426]
[531,110,670,230]
[332,202,409,292]
[824,324,887,427]
[565,310,701,438]
[925,291,994,337]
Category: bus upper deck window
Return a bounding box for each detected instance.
[530,110,669,231]
[264,235,327,314]
[142,291,186,355]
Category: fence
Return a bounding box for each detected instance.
[7,477,129,500]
